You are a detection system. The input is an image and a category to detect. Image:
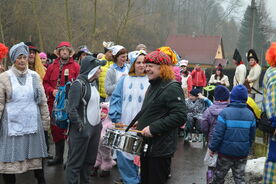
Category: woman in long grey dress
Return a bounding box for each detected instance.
[0,42,50,184]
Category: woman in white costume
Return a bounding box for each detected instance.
[109,50,149,184]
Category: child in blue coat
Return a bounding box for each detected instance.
[209,85,256,183]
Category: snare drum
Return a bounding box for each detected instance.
[121,134,143,155]
[102,128,122,148]
[103,128,144,155]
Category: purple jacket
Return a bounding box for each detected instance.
[200,101,229,142]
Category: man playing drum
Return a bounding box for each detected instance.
[132,51,187,184]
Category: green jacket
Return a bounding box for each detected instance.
[137,78,187,157]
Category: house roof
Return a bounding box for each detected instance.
[166,35,224,65]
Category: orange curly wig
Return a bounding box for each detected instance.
[160,65,175,80]
[0,43,8,61]
[266,42,276,67]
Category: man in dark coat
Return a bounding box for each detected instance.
[133,51,187,184]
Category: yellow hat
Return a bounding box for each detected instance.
[157,46,178,65]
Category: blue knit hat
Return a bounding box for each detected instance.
[230,85,248,103]
[190,88,201,97]
[214,85,230,101]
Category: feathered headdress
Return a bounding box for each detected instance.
[0,43,8,61]
[266,42,276,67]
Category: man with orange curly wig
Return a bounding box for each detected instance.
[0,43,8,73]
[263,42,276,183]
[133,51,187,184]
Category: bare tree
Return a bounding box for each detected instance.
[31,0,44,50]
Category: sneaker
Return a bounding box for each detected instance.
[192,134,198,142]
[184,133,189,141]
[198,134,203,142]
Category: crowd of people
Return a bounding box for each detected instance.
[0,40,275,184]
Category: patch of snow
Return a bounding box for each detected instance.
[245,157,266,175]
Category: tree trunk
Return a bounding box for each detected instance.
[91,0,97,50]
[115,0,133,43]
[31,0,44,51]
[65,0,72,43]
[0,7,7,69]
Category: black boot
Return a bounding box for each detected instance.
[47,140,64,166]
[2,174,16,184]
[34,169,46,184]
[44,131,53,159]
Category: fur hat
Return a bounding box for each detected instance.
[230,85,248,103]
[145,51,172,65]
[214,85,229,101]
[233,49,242,64]
[266,42,276,67]
[0,43,8,61]
[54,41,74,57]
[247,49,259,63]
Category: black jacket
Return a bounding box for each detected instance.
[137,78,187,157]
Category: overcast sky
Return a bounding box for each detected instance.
[243,0,276,22]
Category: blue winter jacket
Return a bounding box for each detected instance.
[209,102,256,158]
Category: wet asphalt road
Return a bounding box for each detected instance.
[0,138,207,184]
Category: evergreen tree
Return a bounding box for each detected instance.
[237,0,270,67]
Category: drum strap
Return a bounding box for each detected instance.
[125,80,178,132]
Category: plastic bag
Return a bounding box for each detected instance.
[204,148,218,167]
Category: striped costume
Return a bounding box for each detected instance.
[263,67,276,184]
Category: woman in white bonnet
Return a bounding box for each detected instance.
[0,42,50,184]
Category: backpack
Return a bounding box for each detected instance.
[53,79,87,129]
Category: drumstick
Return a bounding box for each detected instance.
[112,123,128,127]
[114,127,143,134]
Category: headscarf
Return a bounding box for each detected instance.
[128,50,147,66]
[128,50,147,76]
[9,42,29,63]
[109,45,124,56]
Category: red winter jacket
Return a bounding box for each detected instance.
[191,68,206,87]
[43,57,80,113]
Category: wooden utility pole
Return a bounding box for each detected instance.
[249,0,256,49]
